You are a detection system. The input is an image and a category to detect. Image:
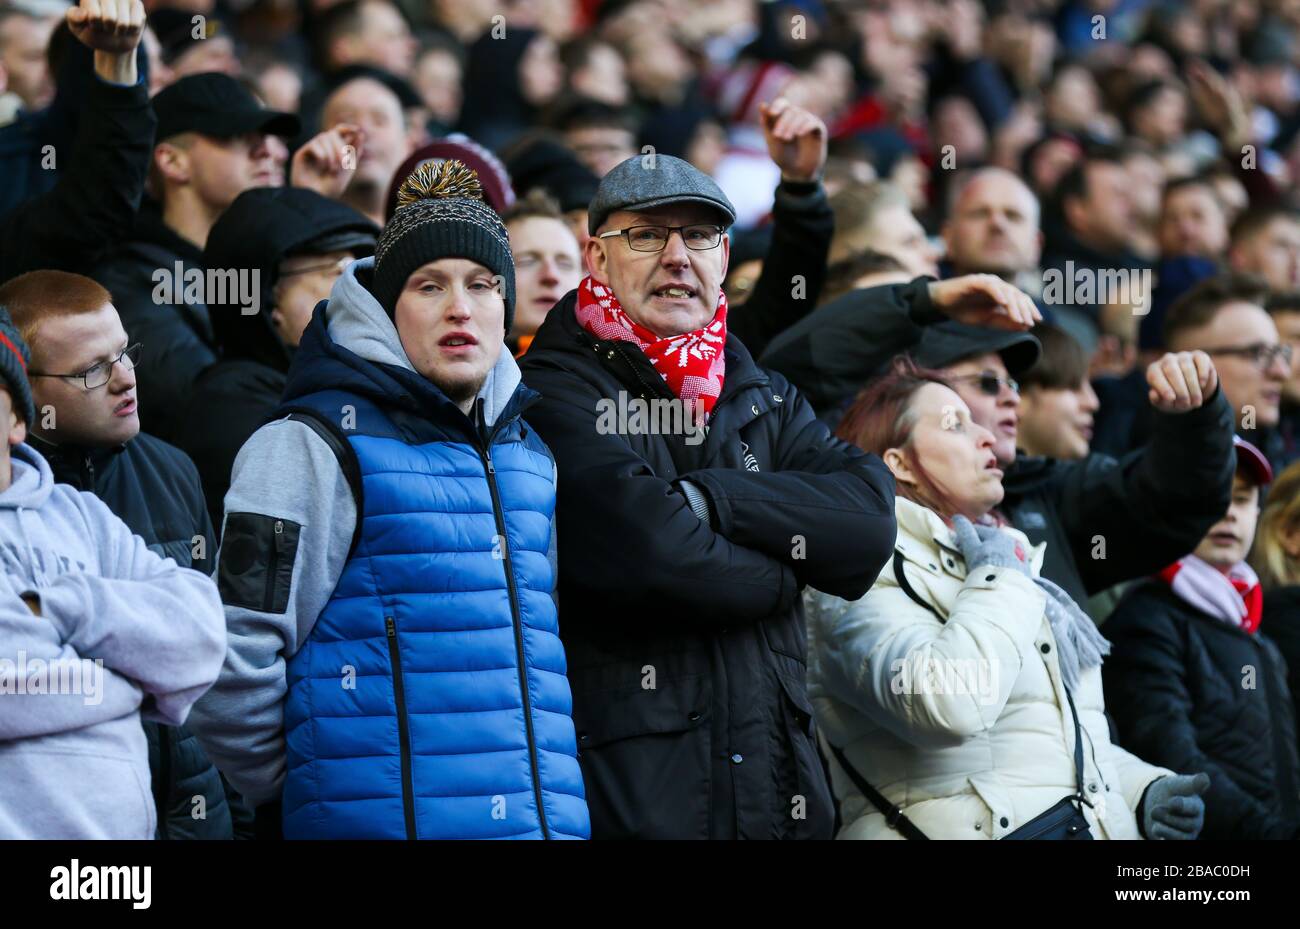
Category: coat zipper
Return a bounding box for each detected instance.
[262,520,284,612]
[476,399,550,838]
[1257,638,1299,820]
[386,616,417,839]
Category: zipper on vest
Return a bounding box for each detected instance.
[385,616,417,840]
[476,399,550,839]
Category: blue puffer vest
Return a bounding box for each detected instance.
[274,300,588,840]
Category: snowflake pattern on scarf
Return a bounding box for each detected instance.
[574,277,727,422]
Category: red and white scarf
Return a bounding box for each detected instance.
[574,275,727,422]
[1159,555,1263,634]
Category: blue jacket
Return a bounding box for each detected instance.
[268,265,587,839]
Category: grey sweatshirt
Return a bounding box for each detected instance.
[189,257,537,807]
[0,443,226,839]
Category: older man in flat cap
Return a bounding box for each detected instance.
[520,154,897,840]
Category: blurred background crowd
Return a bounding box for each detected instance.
[7,0,1300,841]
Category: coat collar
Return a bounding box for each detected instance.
[893,496,1046,577]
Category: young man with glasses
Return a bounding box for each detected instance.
[175,187,378,525]
[0,269,238,838]
[1164,274,1295,476]
[519,154,898,839]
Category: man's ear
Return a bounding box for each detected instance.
[9,409,26,448]
[155,143,191,186]
[719,232,730,281]
[585,235,608,282]
[1062,194,1086,235]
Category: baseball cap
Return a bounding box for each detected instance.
[587,154,736,235]
[913,321,1042,376]
[153,73,301,144]
[1234,435,1274,487]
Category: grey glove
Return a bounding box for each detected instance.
[1142,773,1210,840]
[951,515,1031,577]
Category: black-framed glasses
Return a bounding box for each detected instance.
[1204,342,1293,369]
[596,224,725,252]
[29,343,142,390]
[949,371,1019,396]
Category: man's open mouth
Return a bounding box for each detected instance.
[653,284,697,299]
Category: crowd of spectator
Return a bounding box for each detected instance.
[3,0,1300,841]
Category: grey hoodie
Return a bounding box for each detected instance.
[189,257,539,807]
[0,443,226,839]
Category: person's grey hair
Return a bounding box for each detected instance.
[829,180,911,233]
[948,166,1041,230]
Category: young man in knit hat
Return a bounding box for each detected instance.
[518,154,898,839]
[0,306,226,838]
[189,160,589,840]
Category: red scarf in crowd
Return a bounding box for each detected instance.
[1158,555,1263,635]
[574,275,727,422]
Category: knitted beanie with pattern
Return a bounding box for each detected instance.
[370,160,517,332]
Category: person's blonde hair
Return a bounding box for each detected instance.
[1250,459,1300,589]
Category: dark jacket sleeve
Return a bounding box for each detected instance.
[0,74,155,283]
[522,381,801,627]
[728,179,834,357]
[1049,386,1235,593]
[1104,597,1292,840]
[759,276,946,411]
[677,384,897,601]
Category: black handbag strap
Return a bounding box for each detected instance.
[827,741,929,840]
[1062,682,1087,801]
[893,549,944,620]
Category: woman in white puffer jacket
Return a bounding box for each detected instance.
[807,359,1210,840]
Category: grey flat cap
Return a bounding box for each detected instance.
[587,154,736,235]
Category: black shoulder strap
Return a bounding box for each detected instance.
[1063,682,1087,801]
[282,409,364,556]
[894,549,945,621]
[887,548,1090,825]
[827,741,929,840]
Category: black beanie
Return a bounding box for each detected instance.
[371,160,516,332]
[0,307,35,428]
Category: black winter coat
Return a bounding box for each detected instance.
[998,387,1235,609]
[1104,581,1300,840]
[726,179,832,358]
[1262,587,1300,750]
[760,277,1237,610]
[176,360,286,530]
[0,71,154,285]
[32,432,249,839]
[93,202,216,443]
[520,292,897,839]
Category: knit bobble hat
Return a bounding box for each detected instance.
[0,307,34,428]
[371,160,517,332]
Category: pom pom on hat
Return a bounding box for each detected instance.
[371,159,516,329]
